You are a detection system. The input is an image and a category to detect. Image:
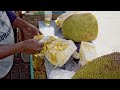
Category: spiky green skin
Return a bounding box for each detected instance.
[62,13,98,42]
[72,52,120,79]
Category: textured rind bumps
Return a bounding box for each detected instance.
[62,13,98,42]
[72,52,120,79]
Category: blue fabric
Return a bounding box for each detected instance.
[6,11,17,24]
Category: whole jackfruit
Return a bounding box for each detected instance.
[62,13,98,42]
[72,52,120,79]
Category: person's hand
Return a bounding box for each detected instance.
[13,17,43,39]
[22,39,44,54]
[22,23,43,39]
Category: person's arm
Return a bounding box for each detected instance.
[6,11,17,25]
[0,42,24,59]
[0,39,43,59]
[6,11,42,39]
[12,17,42,39]
[6,11,42,34]
[13,17,42,35]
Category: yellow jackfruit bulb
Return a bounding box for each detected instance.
[41,36,77,68]
[33,35,44,40]
[55,19,59,27]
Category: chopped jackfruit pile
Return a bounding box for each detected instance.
[32,35,77,78]
[72,52,120,79]
[37,36,77,68]
[33,35,47,79]
[32,54,47,79]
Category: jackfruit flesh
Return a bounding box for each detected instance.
[72,52,120,79]
[37,36,77,68]
[33,54,44,71]
[79,41,97,66]
[33,34,44,64]
[33,54,47,79]
[62,13,98,42]
[72,51,80,59]
[33,35,44,40]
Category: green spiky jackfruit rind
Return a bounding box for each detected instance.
[62,13,98,42]
[72,52,120,79]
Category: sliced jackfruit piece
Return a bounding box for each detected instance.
[72,52,120,79]
[79,41,97,66]
[33,35,44,40]
[72,51,80,59]
[40,36,77,67]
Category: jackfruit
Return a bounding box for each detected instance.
[72,52,120,79]
[33,54,44,71]
[55,11,81,28]
[62,13,98,42]
[37,36,77,68]
[33,35,44,40]
[33,34,45,67]
[72,51,80,59]
[79,41,97,66]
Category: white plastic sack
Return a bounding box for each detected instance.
[49,68,75,79]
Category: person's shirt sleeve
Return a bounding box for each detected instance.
[6,11,17,24]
